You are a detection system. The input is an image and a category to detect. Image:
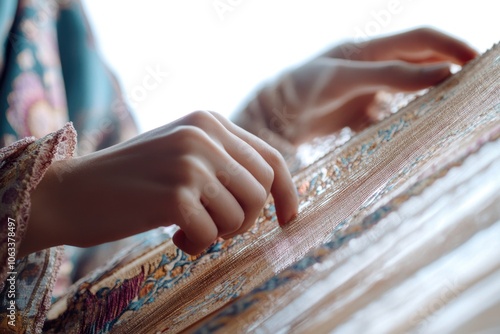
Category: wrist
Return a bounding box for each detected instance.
[21,159,75,256]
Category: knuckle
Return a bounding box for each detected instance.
[199,228,218,246]
[233,208,246,229]
[238,141,254,158]
[184,110,217,129]
[412,27,437,42]
[173,186,190,205]
[251,183,268,209]
[176,156,205,186]
[174,187,197,213]
[176,154,193,170]
[239,182,268,219]
[207,110,222,120]
[261,163,274,191]
[170,126,214,158]
[235,208,246,228]
[263,146,285,171]
[173,125,208,144]
[384,61,411,78]
[181,233,214,255]
[220,210,245,235]
[202,181,223,201]
[175,157,195,183]
[416,26,433,35]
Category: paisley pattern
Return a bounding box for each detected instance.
[0,0,137,151]
[0,124,76,333]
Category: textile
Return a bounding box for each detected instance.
[45,43,499,333]
[0,123,76,333]
[0,0,137,152]
[0,1,136,332]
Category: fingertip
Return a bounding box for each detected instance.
[172,230,205,255]
[407,62,451,89]
[444,37,480,65]
[467,47,480,58]
[453,46,479,66]
[268,155,299,227]
[403,27,479,66]
[172,229,188,251]
[464,47,480,63]
[275,189,299,227]
[279,211,298,227]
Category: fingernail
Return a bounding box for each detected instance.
[280,212,298,227]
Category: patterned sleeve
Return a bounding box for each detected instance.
[0,123,76,334]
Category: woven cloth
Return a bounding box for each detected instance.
[45,43,499,334]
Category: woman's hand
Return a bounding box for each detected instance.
[234,27,478,145]
[22,111,298,256]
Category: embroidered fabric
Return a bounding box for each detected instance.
[0,2,137,332]
[0,123,77,333]
[45,43,499,333]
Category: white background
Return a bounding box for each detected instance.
[82,0,499,133]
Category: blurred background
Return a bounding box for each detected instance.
[82,0,499,133]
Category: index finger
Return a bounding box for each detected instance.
[209,112,299,226]
[367,27,479,65]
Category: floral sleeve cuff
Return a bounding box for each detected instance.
[0,123,76,334]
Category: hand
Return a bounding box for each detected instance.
[22,111,298,256]
[234,27,478,145]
